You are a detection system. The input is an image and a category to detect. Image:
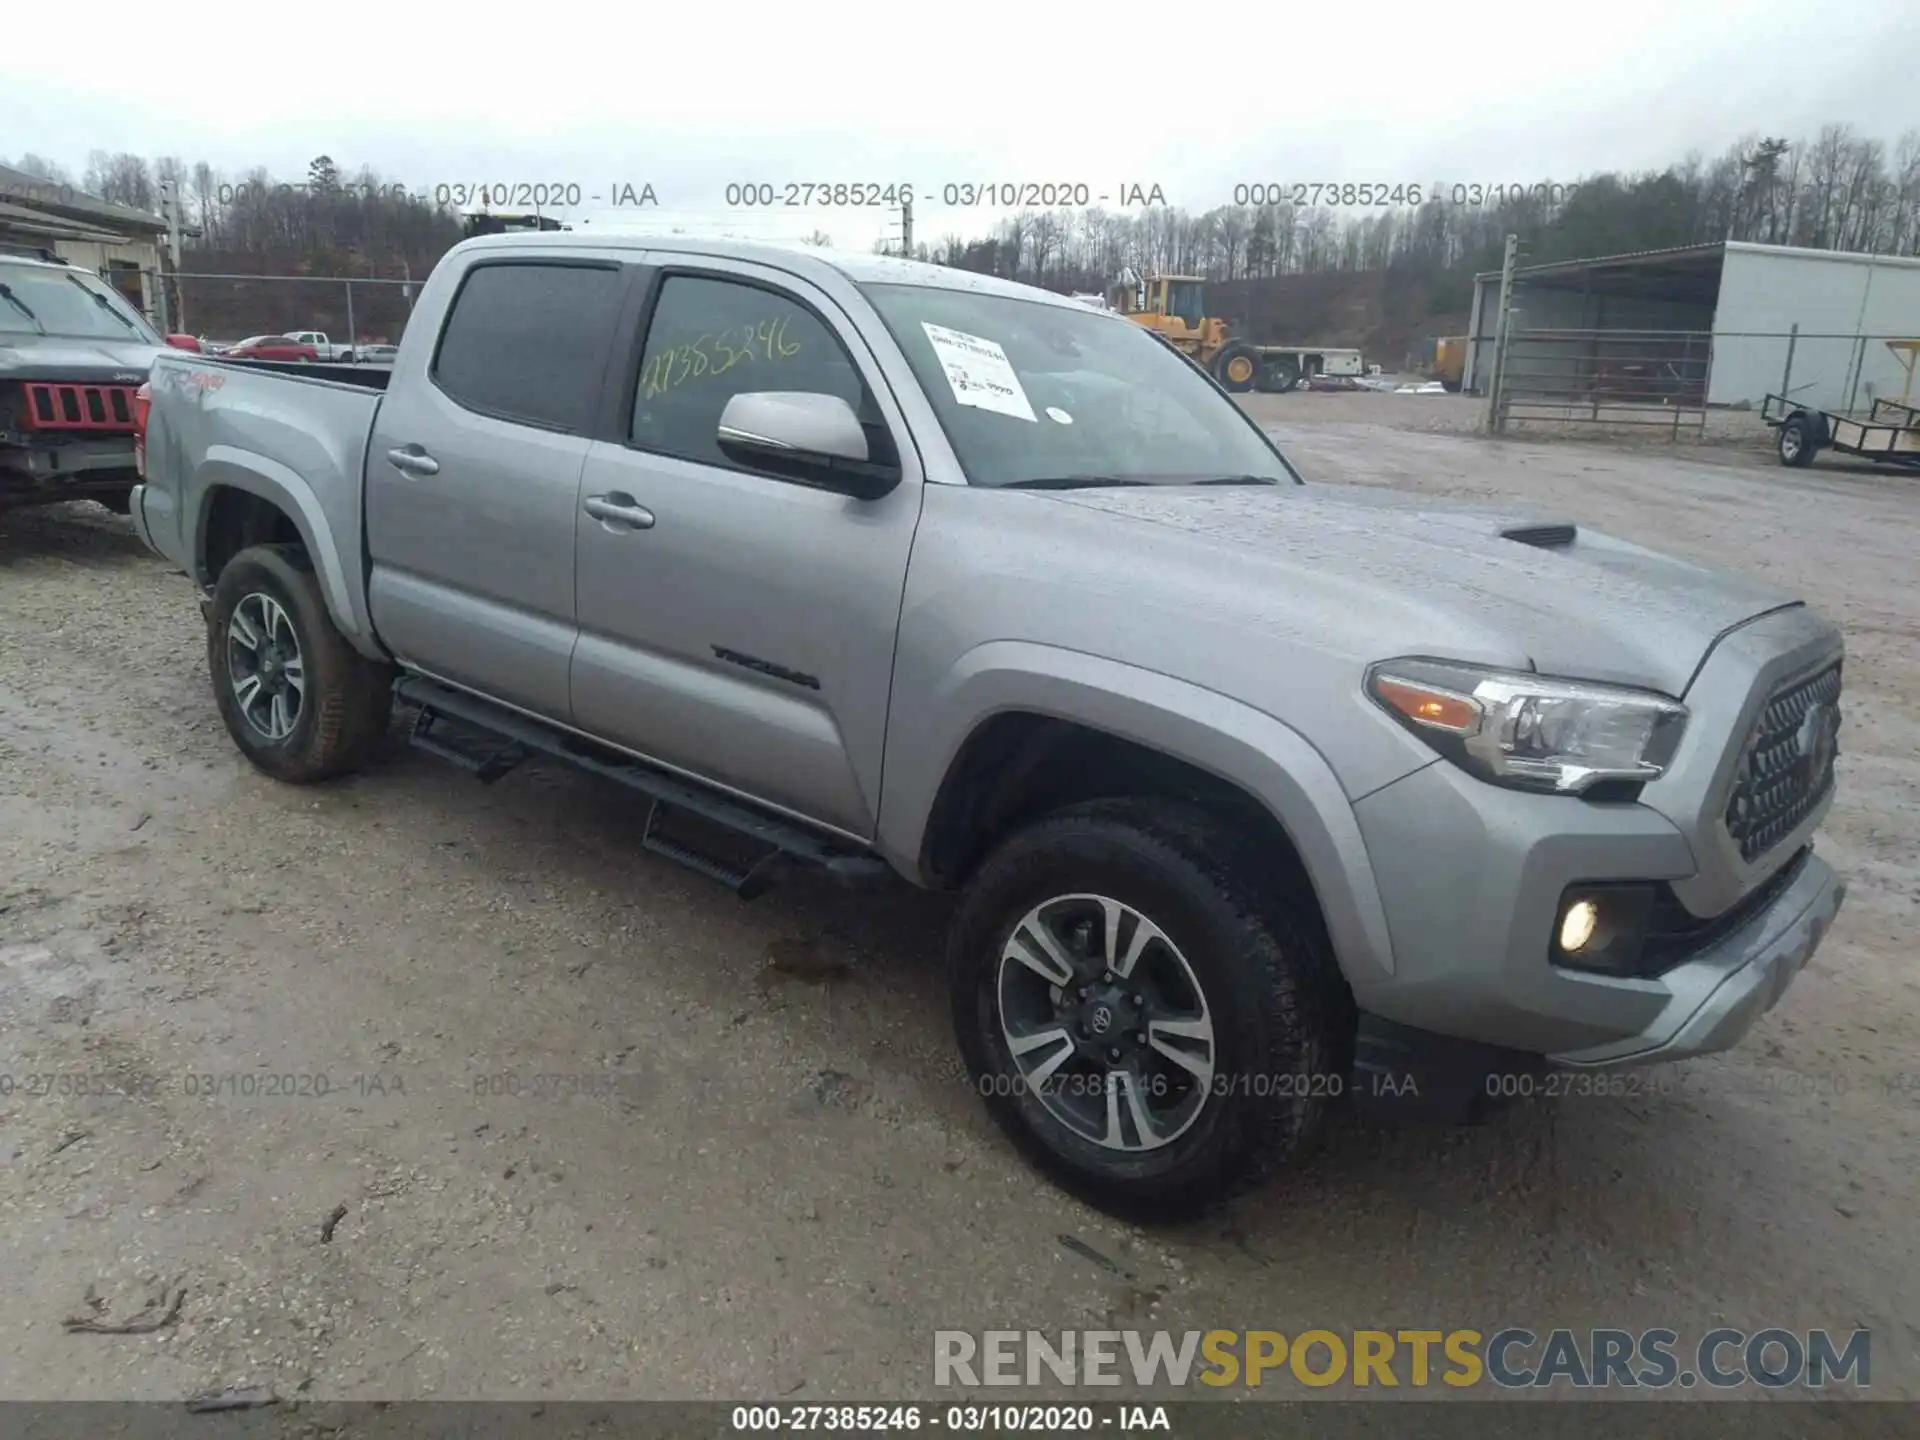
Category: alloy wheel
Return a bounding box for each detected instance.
[226,591,306,740]
[997,893,1216,1151]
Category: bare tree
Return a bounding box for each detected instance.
[7,153,75,185]
[83,150,156,211]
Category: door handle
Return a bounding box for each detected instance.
[386,445,440,477]
[583,493,656,530]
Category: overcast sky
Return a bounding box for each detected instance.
[7,0,1917,247]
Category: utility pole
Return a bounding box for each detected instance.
[900,196,913,258]
[155,179,179,333]
[1484,232,1521,435]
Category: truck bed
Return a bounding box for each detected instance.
[141,352,389,645]
[213,357,392,391]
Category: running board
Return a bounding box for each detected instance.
[395,676,891,898]
[410,705,528,783]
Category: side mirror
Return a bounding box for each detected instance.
[716,391,899,500]
[164,333,202,352]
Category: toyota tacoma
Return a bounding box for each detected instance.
[128,233,1848,1217]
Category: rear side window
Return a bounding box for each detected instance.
[432,262,623,432]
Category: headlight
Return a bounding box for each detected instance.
[1367,658,1687,794]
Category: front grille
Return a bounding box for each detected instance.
[20,381,140,433]
[1724,662,1842,862]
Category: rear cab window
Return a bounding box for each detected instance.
[431,261,626,432]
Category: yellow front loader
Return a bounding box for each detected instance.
[1107,274,1301,393]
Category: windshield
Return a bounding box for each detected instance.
[0,262,162,343]
[1165,280,1205,326]
[862,282,1298,488]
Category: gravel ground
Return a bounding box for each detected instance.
[1,403,1915,1413]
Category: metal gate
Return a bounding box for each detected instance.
[1490,327,1714,439]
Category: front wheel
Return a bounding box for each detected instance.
[948,798,1349,1220]
[1212,343,1260,394]
[208,544,393,783]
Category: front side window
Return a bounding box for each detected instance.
[0,261,161,343]
[629,274,886,469]
[861,282,1298,489]
[431,262,623,432]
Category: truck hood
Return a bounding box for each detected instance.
[1043,482,1801,696]
[0,336,166,383]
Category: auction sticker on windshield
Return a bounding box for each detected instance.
[922,322,1036,422]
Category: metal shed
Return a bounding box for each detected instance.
[1465,240,1920,416]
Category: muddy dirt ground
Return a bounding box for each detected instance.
[1,398,1915,1413]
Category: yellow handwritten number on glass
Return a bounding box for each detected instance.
[640,315,802,401]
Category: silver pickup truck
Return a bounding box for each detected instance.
[130,233,1847,1218]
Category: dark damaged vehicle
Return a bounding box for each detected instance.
[0,250,196,513]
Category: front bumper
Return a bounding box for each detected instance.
[1349,754,1844,1067]
[1551,849,1843,1066]
[1345,605,1846,1067]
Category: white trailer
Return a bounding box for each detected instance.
[1247,345,1365,392]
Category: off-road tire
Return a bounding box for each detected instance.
[1212,342,1261,394]
[208,543,392,783]
[948,797,1351,1221]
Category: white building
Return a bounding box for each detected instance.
[1465,240,1920,412]
[0,164,172,321]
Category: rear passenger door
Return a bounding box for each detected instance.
[570,260,925,839]
[366,257,632,721]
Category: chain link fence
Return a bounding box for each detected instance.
[148,269,418,351]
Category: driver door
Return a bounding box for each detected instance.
[569,259,925,838]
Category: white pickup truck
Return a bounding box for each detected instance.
[283,330,355,362]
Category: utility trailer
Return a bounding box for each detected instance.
[1763,340,1920,471]
[1265,345,1365,391]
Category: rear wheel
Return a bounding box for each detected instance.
[948,798,1349,1220]
[1212,343,1260,394]
[1257,359,1301,394]
[1777,414,1819,468]
[208,544,393,783]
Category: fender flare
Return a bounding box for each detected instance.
[877,641,1398,987]
[193,445,381,659]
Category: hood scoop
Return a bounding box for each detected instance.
[1501,521,1578,550]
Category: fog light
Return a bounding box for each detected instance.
[1559,899,1600,952]
[1551,884,1658,977]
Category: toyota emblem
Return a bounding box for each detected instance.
[1089,1005,1113,1036]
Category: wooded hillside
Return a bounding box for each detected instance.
[10,124,1915,356]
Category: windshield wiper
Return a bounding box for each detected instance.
[67,275,144,336]
[0,282,48,335]
[1190,474,1282,486]
[1001,475,1153,491]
